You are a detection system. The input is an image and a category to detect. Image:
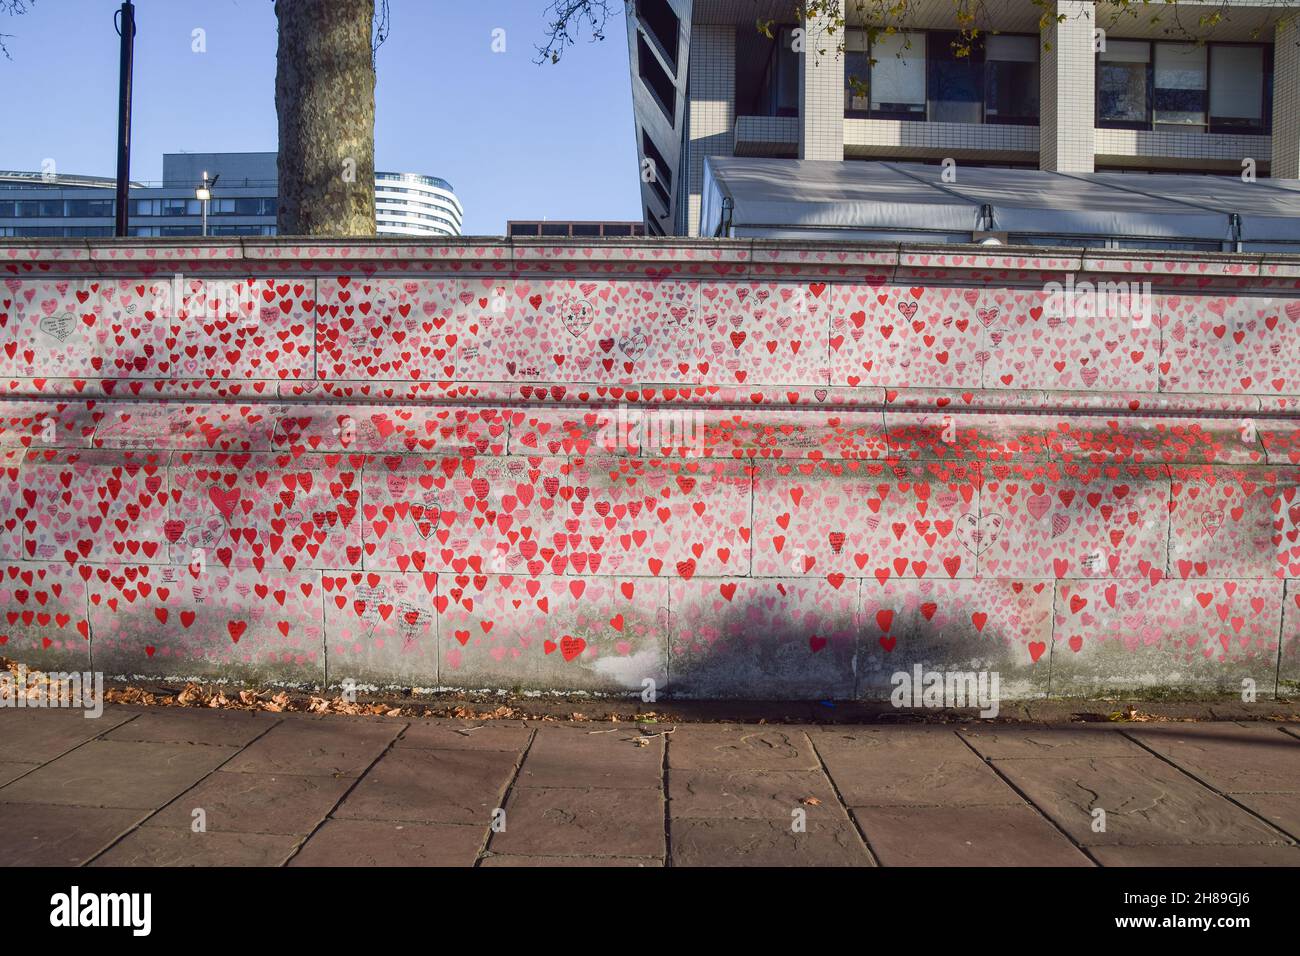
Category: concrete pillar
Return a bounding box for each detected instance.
[685,24,735,236]
[1039,0,1095,172]
[798,11,844,161]
[1272,18,1300,179]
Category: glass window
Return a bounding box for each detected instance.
[984,35,1038,124]
[771,27,800,115]
[844,30,870,113]
[871,31,925,116]
[1154,42,1207,129]
[928,32,982,124]
[1098,40,1150,125]
[1210,45,1264,130]
[65,199,114,217]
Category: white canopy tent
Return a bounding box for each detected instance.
[701,157,1300,251]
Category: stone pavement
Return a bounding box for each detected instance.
[0,706,1297,867]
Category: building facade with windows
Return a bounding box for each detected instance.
[0,152,462,238]
[626,0,1298,236]
[507,220,646,238]
[375,172,463,237]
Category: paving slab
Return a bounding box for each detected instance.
[991,756,1287,846]
[514,725,662,789]
[851,805,1093,867]
[0,803,145,866]
[669,818,873,867]
[1124,723,1300,793]
[1229,792,1300,841]
[0,708,132,763]
[489,786,665,858]
[144,771,353,835]
[394,719,533,752]
[289,819,484,867]
[667,770,840,820]
[816,728,1023,806]
[333,747,518,826]
[1090,843,1300,866]
[220,718,402,777]
[103,709,278,747]
[0,762,37,787]
[958,725,1147,759]
[667,726,819,772]
[480,854,661,867]
[0,739,236,810]
[89,827,302,867]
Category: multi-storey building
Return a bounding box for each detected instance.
[0,152,462,238]
[626,0,1300,237]
[375,172,463,237]
[507,219,647,238]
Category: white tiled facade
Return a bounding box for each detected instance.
[684,24,735,236]
[844,119,1037,161]
[1273,18,1300,179]
[1039,0,1095,172]
[798,11,845,161]
[627,0,1298,236]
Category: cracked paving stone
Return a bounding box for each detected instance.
[395,719,532,752]
[991,755,1285,847]
[959,725,1146,759]
[816,727,1022,806]
[515,725,662,789]
[0,803,146,866]
[480,854,661,867]
[89,827,302,867]
[1091,843,1300,866]
[105,709,277,747]
[290,819,484,866]
[334,747,518,826]
[221,718,402,777]
[668,770,841,820]
[668,726,819,772]
[0,762,38,788]
[1229,792,1300,841]
[490,787,665,858]
[1125,723,1300,794]
[852,805,1093,866]
[0,740,237,810]
[144,771,354,835]
[0,709,133,764]
[670,818,873,867]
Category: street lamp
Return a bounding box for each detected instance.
[196,171,219,236]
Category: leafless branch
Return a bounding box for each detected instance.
[0,0,36,59]
[535,0,624,65]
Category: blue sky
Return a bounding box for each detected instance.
[0,0,641,234]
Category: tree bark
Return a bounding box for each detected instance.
[275,0,376,236]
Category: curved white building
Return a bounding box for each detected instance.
[374,172,463,237]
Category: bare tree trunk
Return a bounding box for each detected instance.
[275,0,376,236]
